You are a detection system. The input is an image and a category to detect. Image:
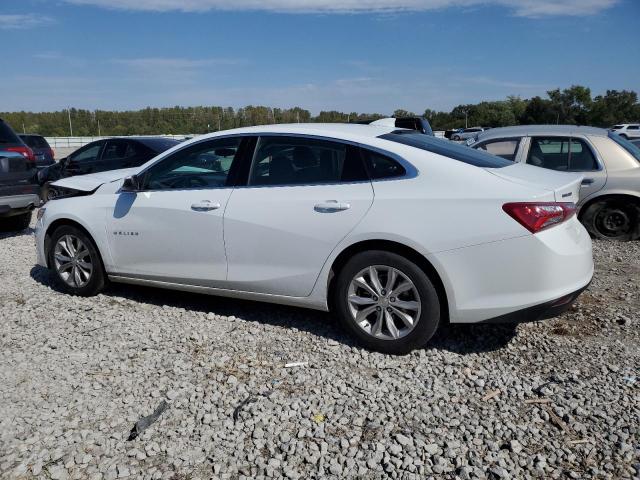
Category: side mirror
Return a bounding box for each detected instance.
[121,175,140,192]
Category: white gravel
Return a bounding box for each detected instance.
[1,219,638,479]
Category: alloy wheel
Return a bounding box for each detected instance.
[347,265,421,340]
[53,234,93,288]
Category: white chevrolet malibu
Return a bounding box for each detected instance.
[35,124,593,354]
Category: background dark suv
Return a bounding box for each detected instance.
[19,134,55,168]
[0,118,36,167]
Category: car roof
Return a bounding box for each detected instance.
[475,124,609,141]
[202,123,398,143]
[18,133,44,138]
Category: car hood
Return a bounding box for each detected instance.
[486,163,583,202]
[50,167,138,192]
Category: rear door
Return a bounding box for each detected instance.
[223,135,373,297]
[525,136,606,201]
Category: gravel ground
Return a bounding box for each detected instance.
[1,220,638,480]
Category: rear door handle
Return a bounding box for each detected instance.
[314,200,351,213]
[191,200,221,211]
[581,178,594,186]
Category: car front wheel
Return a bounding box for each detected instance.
[334,251,441,354]
[48,225,106,296]
[581,199,640,241]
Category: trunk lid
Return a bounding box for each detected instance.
[51,167,138,192]
[486,163,583,202]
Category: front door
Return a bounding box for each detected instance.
[223,135,374,297]
[106,136,245,284]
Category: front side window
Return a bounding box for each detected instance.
[248,136,367,186]
[70,143,102,163]
[527,137,598,171]
[141,137,241,190]
[477,138,520,161]
[628,125,640,130]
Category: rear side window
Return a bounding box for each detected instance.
[248,136,367,186]
[0,121,21,144]
[361,148,406,179]
[379,131,512,168]
[609,132,640,162]
[477,139,520,161]
[527,137,598,171]
[20,135,49,149]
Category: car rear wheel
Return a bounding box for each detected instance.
[452,135,461,141]
[582,199,640,241]
[334,250,440,354]
[48,225,106,296]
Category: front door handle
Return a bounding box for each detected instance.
[191,200,221,211]
[314,200,351,213]
[581,178,595,186]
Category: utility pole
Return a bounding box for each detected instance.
[97,119,101,136]
[22,122,26,133]
[67,108,73,136]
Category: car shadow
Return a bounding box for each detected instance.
[0,226,35,238]
[30,265,517,355]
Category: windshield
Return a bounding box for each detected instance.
[379,131,512,168]
[609,132,640,163]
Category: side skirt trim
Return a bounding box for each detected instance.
[108,274,329,311]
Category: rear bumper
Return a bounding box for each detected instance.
[480,282,590,324]
[429,216,594,324]
[0,194,40,217]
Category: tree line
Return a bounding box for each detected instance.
[2,85,637,137]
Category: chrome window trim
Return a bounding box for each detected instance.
[132,132,418,192]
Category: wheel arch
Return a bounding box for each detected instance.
[44,218,104,269]
[327,239,450,324]
[578,192,640,220]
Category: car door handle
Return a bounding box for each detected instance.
[314,200,351,213]
[191,200,221,211]
[581,178,595,186]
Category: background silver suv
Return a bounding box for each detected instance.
[470,125,640,241]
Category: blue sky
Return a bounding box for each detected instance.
[1,0,638,114]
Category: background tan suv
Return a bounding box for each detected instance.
[469,125,640,241]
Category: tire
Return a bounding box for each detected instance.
[452,135,461,141]
[48,225,107,296]
[7,212,32,231]
[621,134,629,140]
[581,199,640,241]
[333,250,441,355]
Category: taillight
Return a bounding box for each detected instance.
[6,146,36,164]
[49,148,55,160]
[503,202,576,234]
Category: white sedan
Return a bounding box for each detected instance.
[35,124,593,354]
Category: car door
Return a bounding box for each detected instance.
[223,135,374,297]
[525,136,606,201]
[106,136,248,283]
[64,141,105,176]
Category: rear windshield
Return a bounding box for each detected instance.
[137,137,180,152]
[0,121,21,144]
[379,131,512,168]
[609,132,640,163]
[19,135,50,148]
